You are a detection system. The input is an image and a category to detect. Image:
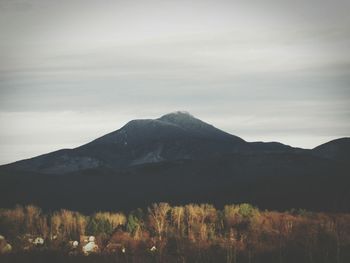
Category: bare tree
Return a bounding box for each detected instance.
[171,206,185,237]
[148,203,171,241]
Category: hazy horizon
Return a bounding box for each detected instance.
[1,0,350,164]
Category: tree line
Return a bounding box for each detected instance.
[0,203,350,263]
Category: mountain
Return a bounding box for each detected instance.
[312,137,350,163]
[0,112,349,213]
[1,111,294,174]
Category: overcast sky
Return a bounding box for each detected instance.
[0,0,349,164]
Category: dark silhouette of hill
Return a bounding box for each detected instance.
[312,137,350,162]
[1,112,296,174]
[0,112,349,213]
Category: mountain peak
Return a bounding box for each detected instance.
[158,111,195,121]
[157,111,245,143]
[158,111,211,131]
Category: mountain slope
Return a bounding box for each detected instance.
[0,151,348,213]
[312,137,350,163]
[2,111,294,174]
[0,112,349,213]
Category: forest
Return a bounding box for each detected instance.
[0,203,350,263]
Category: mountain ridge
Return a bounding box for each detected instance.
[2,112,348,174]
[1,111,299,174]
[0,112,349,213]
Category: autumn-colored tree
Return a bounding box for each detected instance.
[76,213,87,236]
[37,216,49,239]
[330,214,350,263]
[171,206,185,237]
[95,212,126,229]
[148,203,171,241]
[91,212,126,236]
[25,205,41,235]
[198,204,217,241]
[0,206,25,239]
[50,212,62,238]
[0,203,350,263]
[60,210,78,238]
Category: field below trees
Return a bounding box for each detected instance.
[1,203,350,263]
